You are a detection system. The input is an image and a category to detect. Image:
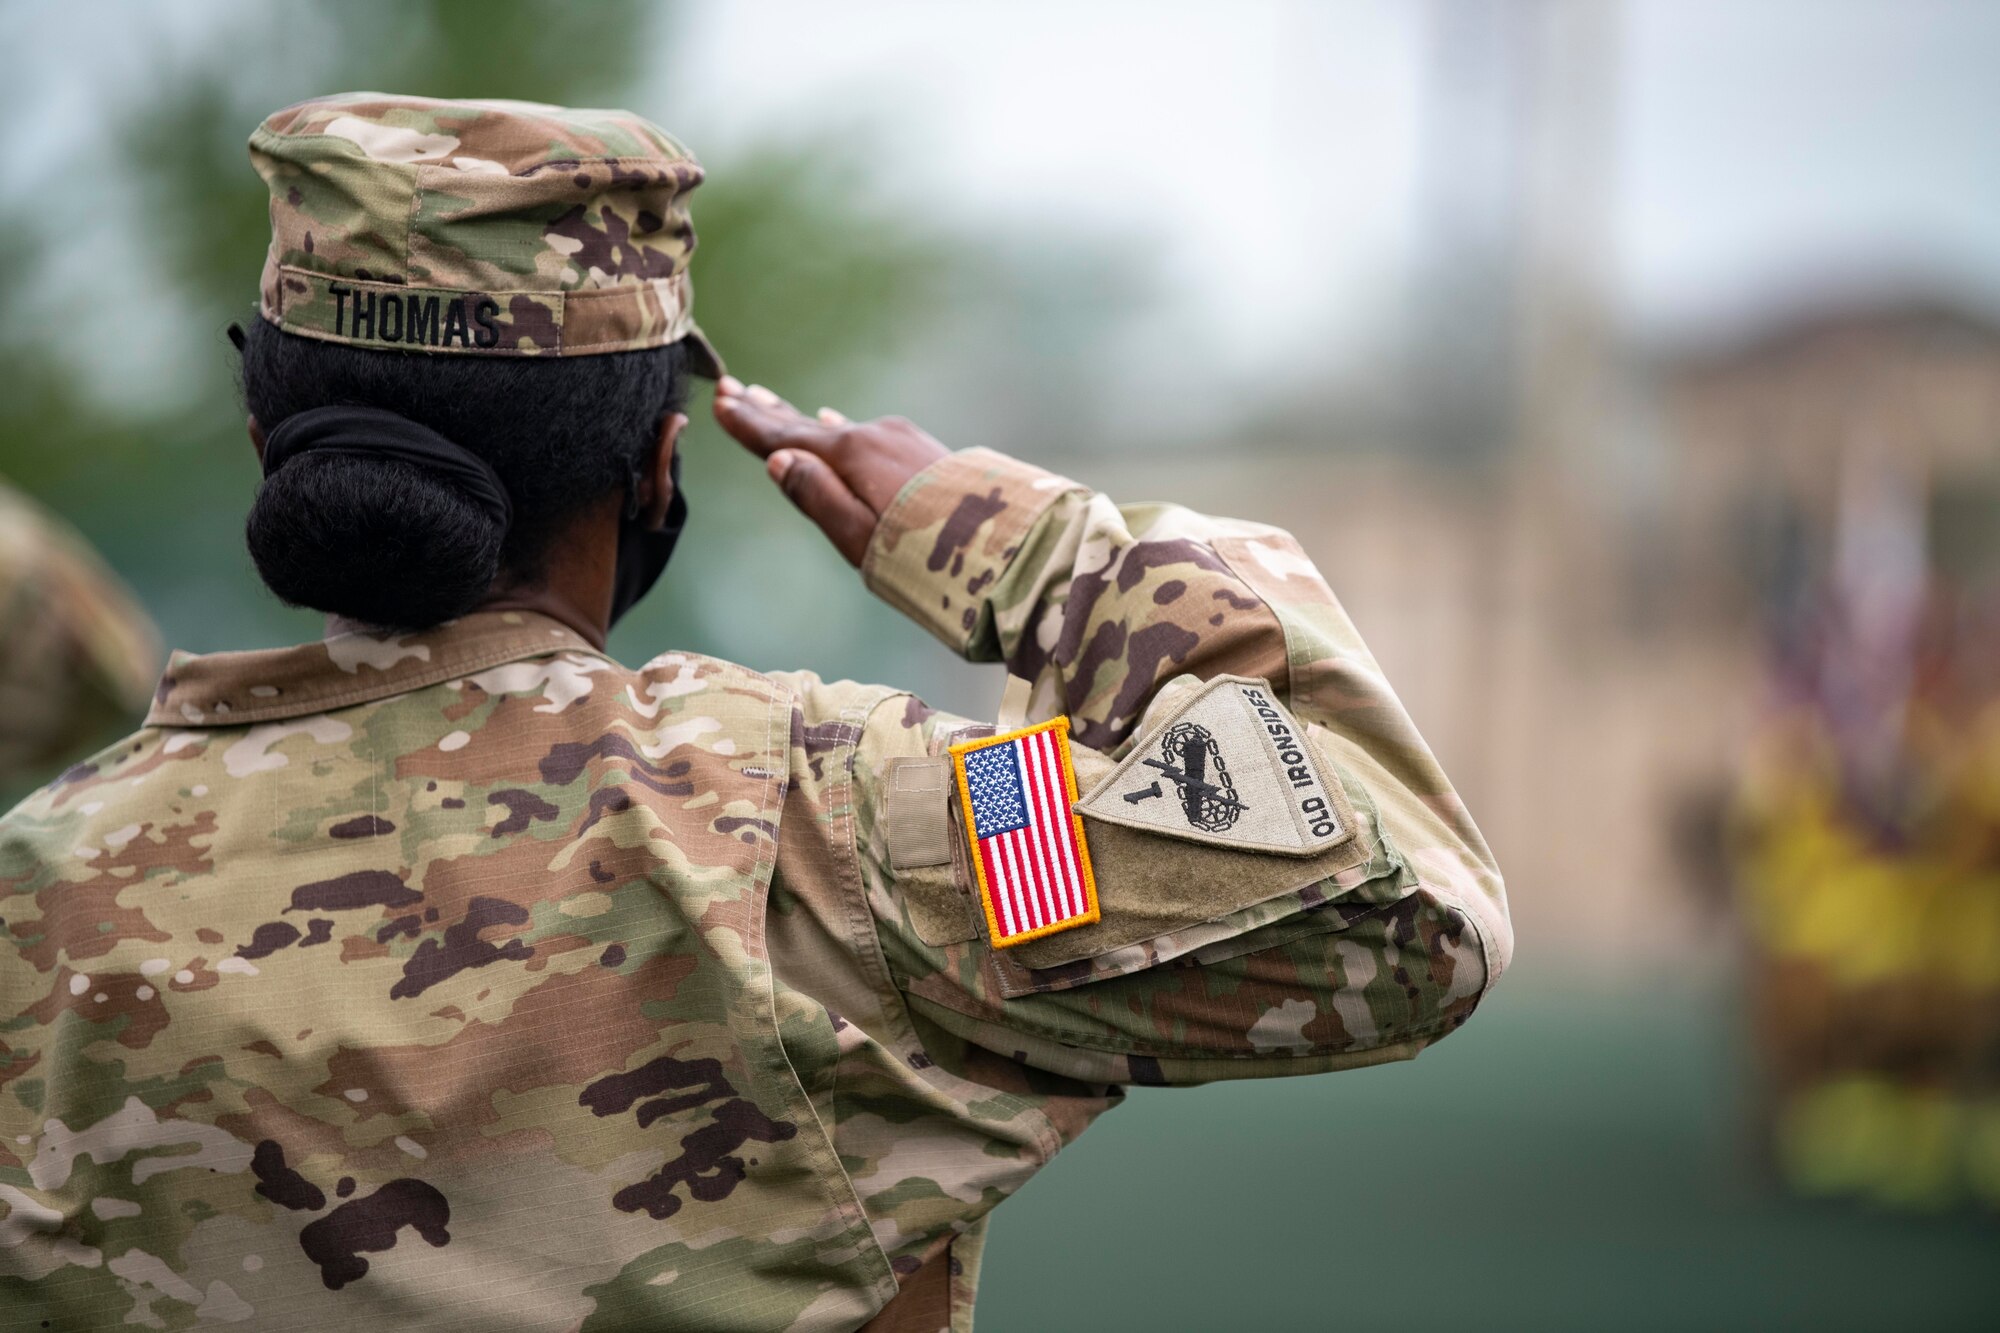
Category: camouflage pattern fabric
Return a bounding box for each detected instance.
[251,94,723,371]
[0,449,1510,1330]
[0,483,160,802]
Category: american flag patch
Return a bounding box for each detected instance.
[950,717,1100,948]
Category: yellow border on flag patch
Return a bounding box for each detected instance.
[949,716,1101,950]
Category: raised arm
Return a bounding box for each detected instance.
[718,381,1510,1085]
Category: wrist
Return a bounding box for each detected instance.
[862,448,1077,655]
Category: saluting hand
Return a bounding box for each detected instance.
[712,377,949,567]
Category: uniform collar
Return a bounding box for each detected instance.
[145,611,604,728]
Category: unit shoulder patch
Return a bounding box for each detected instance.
[950,717,1101,949]
[1076,676,1355,856]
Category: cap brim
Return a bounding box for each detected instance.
[682,323,725,380]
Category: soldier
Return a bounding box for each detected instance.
[0,95,1510,1331]
[0,482,160,801]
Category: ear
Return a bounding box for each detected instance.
[247,414,268,466]
[639,413,687,532]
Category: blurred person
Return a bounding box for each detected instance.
[0,95,1510,1330]
[0,481,159,797]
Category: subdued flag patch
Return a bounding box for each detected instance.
[950,717,1100,948]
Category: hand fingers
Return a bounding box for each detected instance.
[714,380,943,524]
[768,450,877,567]
[714,392,833,458]
[713,378,838,459]
[744,380,807,421]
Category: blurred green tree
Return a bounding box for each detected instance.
[0,0,962,681]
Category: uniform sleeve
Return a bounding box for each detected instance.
[851,449,1512,1086]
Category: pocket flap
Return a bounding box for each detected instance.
[993,682,1400,983]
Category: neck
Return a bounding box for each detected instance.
[473,588,610,649]
[324,505,622,650]
[478,516,621,648]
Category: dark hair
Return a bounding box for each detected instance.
[239,318,689,630]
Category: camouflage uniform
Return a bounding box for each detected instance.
[0,96,1511,1331]
[0,482,160,800]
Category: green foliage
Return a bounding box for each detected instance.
[0,0,971,671]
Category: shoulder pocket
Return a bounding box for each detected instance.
[983,680,1411,998]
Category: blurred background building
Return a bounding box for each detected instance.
[0,1,1995,1327]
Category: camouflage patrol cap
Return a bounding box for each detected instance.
[249,92,723,373]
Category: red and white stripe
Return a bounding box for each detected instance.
[975,728,1089,939]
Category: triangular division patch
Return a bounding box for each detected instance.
[1075,676,1357,857]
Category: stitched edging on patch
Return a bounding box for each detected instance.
[949,716,1102,949]
[1073,674,1358,857]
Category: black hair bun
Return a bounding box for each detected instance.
[237,317,690,630]
[245,452,503,631]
